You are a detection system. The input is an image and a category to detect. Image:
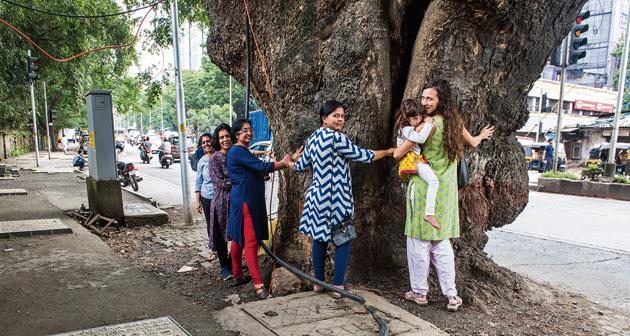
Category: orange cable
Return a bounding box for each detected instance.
[0,5,155,63]
[243,0,274,98]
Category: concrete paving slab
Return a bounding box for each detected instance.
[214,290,446,336]
[0,176,16,180]
[124,203,169,227]
[0,218,72,238]
[0,188,27,196]
[50,316,191,336]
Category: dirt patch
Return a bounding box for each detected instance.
[100,211,627,335]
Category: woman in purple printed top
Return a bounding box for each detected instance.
[208,124,235,281]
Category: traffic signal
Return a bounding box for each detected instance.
[549,46,562,66]
[26,56,41,81]
[541,93,551,112]
[49,109,57,124]
[569,11,590,65]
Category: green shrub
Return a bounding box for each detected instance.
[540,171,578,180]
[613,176,630,184]
[8,149,24,157]
[580,167,604,181]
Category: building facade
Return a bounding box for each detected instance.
[541,0,630,89]
[519,79,617,142]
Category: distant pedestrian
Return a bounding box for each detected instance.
[227,119,290,299]
[73,149,85,171]
[544,139,554,172]
[190,136,205,172]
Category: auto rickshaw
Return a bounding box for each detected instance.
[523,142,567,172]
[586,143,630,168]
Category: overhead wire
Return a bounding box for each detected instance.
[0,4,156,62]
[0,0,164,19]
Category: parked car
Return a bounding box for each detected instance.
[168,135,195,162]
[250,140,273,161]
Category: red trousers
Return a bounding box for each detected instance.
[230,203,263,286]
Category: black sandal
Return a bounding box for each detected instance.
[255,286,270,299]
[230,275,251,287]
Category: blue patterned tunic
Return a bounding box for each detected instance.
[295,127,375,243]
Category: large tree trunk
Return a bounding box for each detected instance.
[205,0,587,302]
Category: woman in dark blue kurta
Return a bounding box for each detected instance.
[227,118,289,299]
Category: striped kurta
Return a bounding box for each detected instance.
[295,127,375,243]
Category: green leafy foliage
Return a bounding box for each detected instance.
[613,175,630,184]
[0,0,137,130]
[540,171,579,180]
[580,167,604,181]
[116,57,249,134]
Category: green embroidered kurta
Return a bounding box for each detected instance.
[405,116,460,240]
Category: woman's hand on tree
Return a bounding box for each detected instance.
[479,124,495,140]
[291,146,304,162]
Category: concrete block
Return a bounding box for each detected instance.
[124,203,169,227]
[0,218,72,238]
[86,177,123,223]
[51,316,190,335]
[0,189,27,196]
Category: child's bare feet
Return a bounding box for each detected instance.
[424,215,440,230]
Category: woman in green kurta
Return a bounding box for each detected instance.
[394,79,493,311]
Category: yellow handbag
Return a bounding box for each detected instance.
[398,151,419,178]
[398,151,429,180]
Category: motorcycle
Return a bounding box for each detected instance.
[115,141,125,153]
[159,150,173,169]
[117,161,142,191]
[139,142,152,164]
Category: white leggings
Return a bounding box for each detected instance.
[406,237,457,297]
[415,162,439,216]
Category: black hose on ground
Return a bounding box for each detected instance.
[260,242,389,336]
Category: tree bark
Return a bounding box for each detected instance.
[205,0,588,302]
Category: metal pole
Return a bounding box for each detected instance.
[536,88,543,142]
[171,0,193,225]
[28,50,40,168]
[43,81,51,159]
[606,4,630,177]
[188,21,192,70]
[229,76,233,126]
[553,37,568,172]
[160,95,165,132]
[244,14,250,120]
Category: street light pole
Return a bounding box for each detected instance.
[28,50,40,168]
[606,4,630,177]
[43,81,51,159]
[229,76,233,126]
[171,0,193,225]
[553,36,568,172]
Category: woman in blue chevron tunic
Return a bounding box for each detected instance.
[285,100,394,297]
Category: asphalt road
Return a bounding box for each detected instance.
[485,190,630,314]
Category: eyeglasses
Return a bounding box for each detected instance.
[238,128,254,134]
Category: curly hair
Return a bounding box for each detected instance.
[212,123,235,151]
[394,99,424,135]
[422,79,464,162]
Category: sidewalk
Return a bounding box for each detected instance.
[0,169,231,336]
[1,153,447,336]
